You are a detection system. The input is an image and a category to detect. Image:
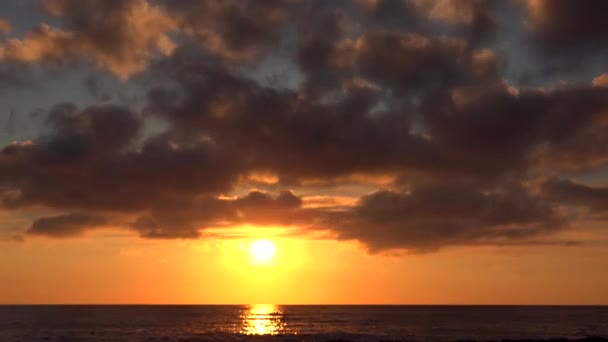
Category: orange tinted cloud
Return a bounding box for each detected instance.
[593,73,608,87]
[163,0,293,62]
[523,0,608,51]
[0,17,10,35]
[0,0,175,78]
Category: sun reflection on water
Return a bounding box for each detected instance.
[240,304,286,335]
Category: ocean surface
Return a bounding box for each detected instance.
[1,305,607,341]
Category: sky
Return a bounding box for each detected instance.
[1,0,608,304]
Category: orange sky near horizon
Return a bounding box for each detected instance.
[2,226,608,305]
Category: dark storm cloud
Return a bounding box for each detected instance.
[421,83,608,180]
[145,42,500,184]
[131,190,310,239]
[523,0,608,53]
[1,132,241,213]
[541,178,608,212]
[28,212,106,237]
[0,101,245,215]
[328,183,565,253]
[4,45,608,249]
[1,0,607,252]
[296,16,499,96]
[131,183,567,252]
[345,32,498,87]
[136,46,608,249]
[356,0,497,45]
[416,0,497,45]
[356,0,418,18]
[131,196,235,239]
[159,0,296,62]
[145,48,433,182]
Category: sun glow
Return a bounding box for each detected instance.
[250,240,276,263]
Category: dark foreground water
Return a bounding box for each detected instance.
[1,305,607,341]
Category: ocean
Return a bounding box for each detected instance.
[1,305,607,341]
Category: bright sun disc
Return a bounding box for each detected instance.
[250,240,276,262]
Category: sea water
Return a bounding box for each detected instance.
[1,305,607,341]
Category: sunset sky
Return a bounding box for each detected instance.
[1,0,608,304]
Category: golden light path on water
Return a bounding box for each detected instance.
[240,304,287,335]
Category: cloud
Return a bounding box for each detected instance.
[422,82,608,180]
[356,0,418,17]
[541,178,608,212]
[0,0,497,78]
[28,213,107,238]
[0,101,240,216]
[160,0,294,62]
[357,0,496,44]
[3,44,608,251]
[144,43,501,185]
[415,0,496,44]
[0,17,10,35]
[297,30,499,97]
[131,189,310,239]
[345,32,490,86]
[0,114,241,213]
[0,0,176,78]
[593,73,608,88]
[523,0,608,53]
[27,181,566,254]
[2,0,608,253]
[325,182,564,253]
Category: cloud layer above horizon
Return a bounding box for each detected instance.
[2,0,608,253]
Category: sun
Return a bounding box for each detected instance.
[250,240,276,262]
